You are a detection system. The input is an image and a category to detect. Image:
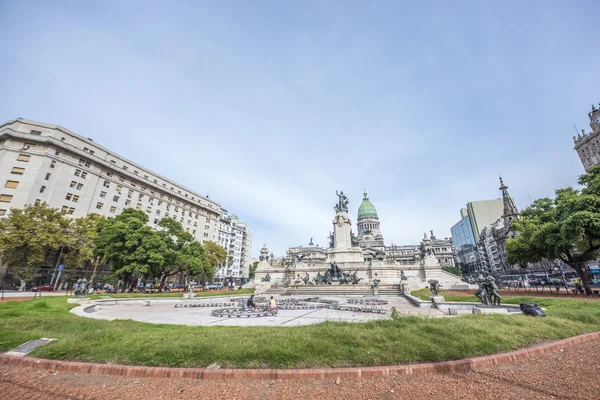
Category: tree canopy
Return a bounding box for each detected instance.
[202,241,228,281]
[0,202,70,284]
[506,165,600,292]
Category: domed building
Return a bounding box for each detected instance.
[357,189,385,251]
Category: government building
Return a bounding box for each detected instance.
[0,118,251,282]
[574,103,600,171]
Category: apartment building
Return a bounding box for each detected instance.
[214,211,252,283]
[0,118,223,244]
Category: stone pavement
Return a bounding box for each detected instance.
[72,295,446,326]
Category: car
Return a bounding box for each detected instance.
[31,284,56,292]
[207,282,223,290]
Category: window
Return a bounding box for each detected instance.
[30,130,42,135]
[187,220,191,225]
[194,222,197,227]
[39,186,46,193]
[17,154,30,162]
[144,175,148,179]
[45,173,51,180]
[134,170,138,175]
[23,142,36,150]
[0,194,13,202]
[113,195,119,202]
[118,175,124,182]
[55,149,60,156]
[192,230,196,235]
[103,180,110,188]
[156,210,161,215]
[72,195,79,203]
[206,217,210,222]
[186,228,190,233]
[146,206,151,213]
[116,185,122,193]
[153,179,157,184]
[65,193,73,200]
[139,194,144,200]
[165,212,169,217]
[141,186,146,191]
[11,167,25,175]
[205,225,209,230]
[174,207,179,212]
[111,160,116,164]
[158,200,163,206]
[100,191,107,198]
[61,137,66,141]
[70,181,77,188]
[76,183,83,190]
[180,217,184,223]
[110,206,117,213]
[79,158,85,166]
[203,233,209,238]
[61,206,68,213]
[50,161,56,168]
[96,202,103,210]
[166,205,170,211]
[122,165,128,170]
[68,207,75,215]
[84,147,89,153]
[89,150,95,155]
[81,172,87,179]
[136,203,142,209]
[125,199,131,206]
[74,169,81,177]
[4,181,19,189]
[154,218,159,224]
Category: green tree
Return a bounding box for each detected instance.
[155,218,205,291]
[94,208,167,290]
[249,261,259,280]
[506,166,600,294]
[62,213,105,282]
[202,241,228,281]
[0,202,70,289]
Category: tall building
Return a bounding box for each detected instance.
[356,189,385,251]
[450,199,503,275]
[0,117,224,242]
[477,177,520,273]
[214,211,252,283]
[574,103,600,171]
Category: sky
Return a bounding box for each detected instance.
[1,1,599,257]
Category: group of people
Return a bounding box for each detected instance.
[246,295,277,311]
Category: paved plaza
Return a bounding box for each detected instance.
[72,295,446,326]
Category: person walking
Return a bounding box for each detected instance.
[269,296,276,310]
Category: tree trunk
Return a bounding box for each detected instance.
[159,274,167,293]
[572,264,591,295]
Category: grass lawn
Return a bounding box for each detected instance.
[410,288,480,302]
[0,294,599,369]
[87,288,255,300]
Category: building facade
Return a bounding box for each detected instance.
[356,190,385,251]
[450,198,504,275]
[574,103,600,171]
[214,211,252,283]
[0,118,251,272]
[477,177,520,273]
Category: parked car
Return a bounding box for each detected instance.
[31,284,56,292]
[207,282,223,290]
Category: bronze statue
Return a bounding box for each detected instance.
[401,270,407,281]
[350,231,359,246]
[486,276,501,306]
[328,232,334,249]
[428,279,440,296]
[334,190,349,213]
[261,273,271,282]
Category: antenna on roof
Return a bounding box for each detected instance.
[573,125,579,135]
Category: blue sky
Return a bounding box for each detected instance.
[1,1,599,257]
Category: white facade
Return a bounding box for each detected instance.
[214,211,252,282]
[0,118,223,243]
[574,104,600,171]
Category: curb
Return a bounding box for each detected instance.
[1,332,598,380]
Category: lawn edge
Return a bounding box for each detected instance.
[1,331,598,380]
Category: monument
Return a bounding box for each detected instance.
[253,191,462,293]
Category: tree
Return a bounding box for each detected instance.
[94,208,168,290]
[506,166,600,294]
[202,241,227,281]
[62,213,105,283]
[249,261,259,280]
[154,218,206,291]
[0,202,70,289]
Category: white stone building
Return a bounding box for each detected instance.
[214,211,252,283]
[574,103,600,171]
[0,118,223,242]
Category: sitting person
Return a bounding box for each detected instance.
[246,295,256,309]
[269,296,277,310]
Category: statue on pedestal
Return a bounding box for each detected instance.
[74,278,88,297]
[401,270,407,281]
[261,273,271,282]
[428,279,440,296]
[350,231,359,246]
[334,190,349,213]
[186,280,197,294]
[328,232,334,249]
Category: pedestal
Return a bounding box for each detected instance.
[472,306,508,314]
[429,295,445,303]
[183,293,195,299]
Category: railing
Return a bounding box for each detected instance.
[1,287,43,300]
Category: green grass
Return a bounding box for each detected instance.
[411,288,480,302]
[1,295,599,369]
[87,288,255,300]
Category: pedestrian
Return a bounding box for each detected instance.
[269,296,276,310]
[246,295,256,309]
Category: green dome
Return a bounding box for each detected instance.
[358,190,378,219]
